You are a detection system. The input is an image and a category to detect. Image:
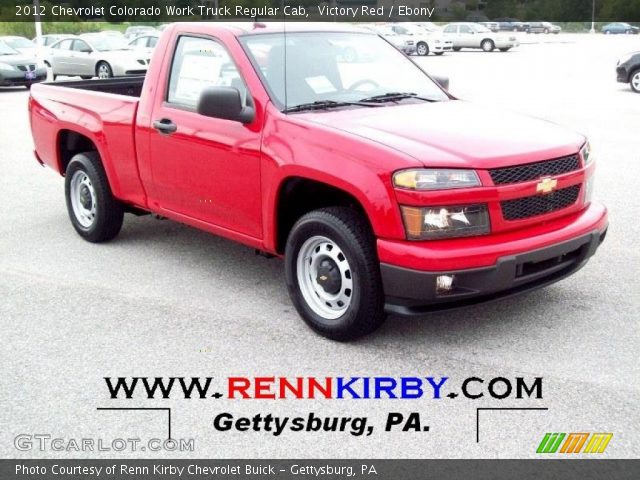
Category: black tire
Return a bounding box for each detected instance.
[64,152,124,242]
[81,76,93,80]
[96,61,113,79]
[434,52,445,56]
[284,207,386,341]
[452,47,461,52]
[481,39,495,52]
[499,47,511,52]
[416,42,429,56]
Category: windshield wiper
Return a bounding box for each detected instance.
[283,100,379,113]
[359,92,437,103]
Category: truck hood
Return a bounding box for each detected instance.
[296,100,585,169]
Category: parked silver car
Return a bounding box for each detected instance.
[0,41,46,88]
[390,23,453,56]
[442,23,519,52]
[48,34,149,80]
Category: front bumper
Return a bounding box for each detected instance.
[379,202,608,316]
[0,68,46,86]
[617,64,631,83]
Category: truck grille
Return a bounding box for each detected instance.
[17,64,36,72]
[501,185,580,220]
[489,154,580,185]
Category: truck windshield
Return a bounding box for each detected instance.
[240,31,448,111]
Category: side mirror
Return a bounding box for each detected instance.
[432,75,449,91]
[80,48,92,54]
[196,86,254,124]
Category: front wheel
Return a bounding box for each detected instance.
[452,47,461,52]
[285,207,386,341]
[416,42,429,56]
[434,51,445,56]
[65,152,124,242]
[96,61,113,79]
[481,39,495,52]
[631,69,640,93]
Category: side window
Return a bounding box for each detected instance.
[58,39,73,50]
[72,40,90,52]
[459,25,472,34]
[443,25,457,34]
[167,35,247,109]
[149,37,158,48]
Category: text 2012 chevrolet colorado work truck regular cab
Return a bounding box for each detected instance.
[29,23,608,340]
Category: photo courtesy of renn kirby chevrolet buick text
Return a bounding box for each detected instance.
[28,22,607,340]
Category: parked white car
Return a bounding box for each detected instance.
[361,25,417,56]
[391,23,453,56]
[442,23,519,52]
[48,34,149,80]
[128,33,159,60]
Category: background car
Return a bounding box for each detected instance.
[361,25,417,56]
[494,18,528,32]
[390,23,453,56]
[128,33,160,59]
[526,22,562,34]
[442,23,519,52]
[479,21,500,32]
[33,34,74,60]
[124,26,157,39]
[0,40,46,88]
[48,34,148,80]
[616,51,640,93]
[0,36,37,57]
[602,23,640,35]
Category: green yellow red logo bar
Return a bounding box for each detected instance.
[537,433,612,454]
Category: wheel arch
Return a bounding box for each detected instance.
[272,176,377,255]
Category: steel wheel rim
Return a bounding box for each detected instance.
[633,72,640,91]
[70,170,97,229]
[98,64,110,78]
[296,235,353,320]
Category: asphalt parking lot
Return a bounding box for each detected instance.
[1,33,639,459]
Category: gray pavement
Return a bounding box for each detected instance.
[0,33,638,459]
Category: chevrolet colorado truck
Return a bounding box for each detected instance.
[29,23,608,340]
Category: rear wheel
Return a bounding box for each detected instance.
[499,47,511,52]
[631,69,640,93]
[285,207,386,341]
[416,42,429,56]
[481,39,495,52]
[434,51,445,56]
[96,61,113,79]
[65,152,124,242]
[453,47,461,52]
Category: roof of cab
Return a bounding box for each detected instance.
[174,22,372,36]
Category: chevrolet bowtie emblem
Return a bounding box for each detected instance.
[536,177,558,194]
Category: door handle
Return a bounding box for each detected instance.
[153,118,177,135]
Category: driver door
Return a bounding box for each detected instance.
[147,35,262,238]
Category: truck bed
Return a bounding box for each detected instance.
[47,76,145,98]
[29,77,147,207]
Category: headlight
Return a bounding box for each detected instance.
[393,169,481,190]
[581,141,594,166]
[400,204,490,240]
[0,62,15,71]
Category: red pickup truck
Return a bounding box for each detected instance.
[29,23,608,340]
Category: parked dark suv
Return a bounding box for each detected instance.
[617,51,640,93]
